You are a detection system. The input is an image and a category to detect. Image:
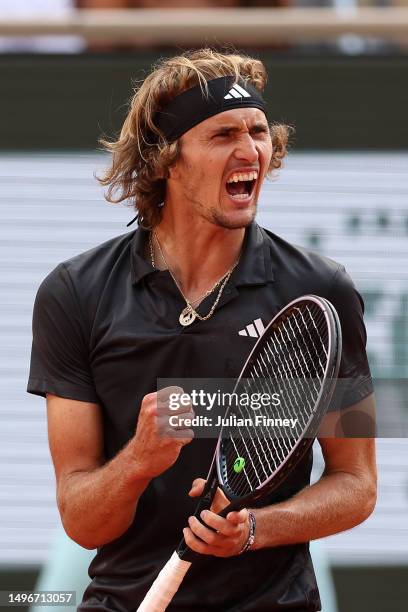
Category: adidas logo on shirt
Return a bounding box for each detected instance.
[224,84,251,100]
[238,318,265,338]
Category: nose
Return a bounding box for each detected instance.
[233,132,259,163]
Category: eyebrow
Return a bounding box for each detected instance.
[210,121,269,134]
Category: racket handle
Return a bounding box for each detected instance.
[137,551,191,612]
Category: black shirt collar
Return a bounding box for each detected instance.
[130,226,157,285]
[232,222,274,286]
[130,222,274,287]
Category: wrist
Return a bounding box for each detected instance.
[248,504,294,550]
[121,443,151,490]
[238,510,256,555]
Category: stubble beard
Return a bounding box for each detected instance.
[186,190,258,230]
[208,205,257,230]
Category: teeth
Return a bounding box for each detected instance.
[227,171,258,183]
[230,193,250,200]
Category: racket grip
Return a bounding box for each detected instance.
[137,551,191,612]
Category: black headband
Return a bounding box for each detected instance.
[154,75,267,143]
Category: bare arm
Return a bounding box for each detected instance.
[47,387,193,550]
[184,394,377,556]
[252,393,377,549]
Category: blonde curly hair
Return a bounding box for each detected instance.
[99,48,291,229]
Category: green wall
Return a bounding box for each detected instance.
[1,54,407,150]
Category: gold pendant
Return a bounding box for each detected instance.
[179,306,196,327]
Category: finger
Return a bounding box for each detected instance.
[157,403,194,416]
[210,486,230,514]
[157,420,194,444]
[187,516,227,547]
[157,387,193,415]
[170,429,195,444]
[182,527,219,556]
[157,414,195,434]
[188,478,206,497]
[157,392,193,416]
[199,510,237,537]
[157,386,184,403]
[188,516,228,546]
[164,410,195,429]
[226,509,248,525]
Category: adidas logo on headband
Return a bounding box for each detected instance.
[224,83,251,100]
[154,76,266,143]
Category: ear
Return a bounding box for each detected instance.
[155,169,170,180]
[168,162,180,181]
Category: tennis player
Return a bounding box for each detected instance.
[27,49,377,611]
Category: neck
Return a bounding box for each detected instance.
[152,205,246,304]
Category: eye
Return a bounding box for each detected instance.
[251,126,268,135]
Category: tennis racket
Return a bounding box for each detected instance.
[137,294,342,612]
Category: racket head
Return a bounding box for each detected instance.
[216,295,342,508]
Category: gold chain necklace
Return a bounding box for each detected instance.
[151,233,228,305]
[149,231,239,327]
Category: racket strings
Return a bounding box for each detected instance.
[255,358,295,445]
[305,306,329,358]
[250,361,294,459]
[228,434,254,490]
[305,311,328,356]
[246,374,286,470]
[222,302,331,498]
[280,317,322,408]
[226,362,302,492]
[266,312,321,428]
[233,360,295,479]
[221,380,279,487]
[227,379,275,485]
[261,341,301,430]
[226,335,308,495]
[286,308,328,374]
[288,319,322,383]
[270,332,314,427]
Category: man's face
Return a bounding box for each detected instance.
[168,108,272,229]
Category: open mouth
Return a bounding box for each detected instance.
[226,171,258,200]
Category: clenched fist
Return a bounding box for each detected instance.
[131,386,194,479]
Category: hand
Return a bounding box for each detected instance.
[131,386,194,478]
[183,478,250,558]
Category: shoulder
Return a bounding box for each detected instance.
[259,225,344,297]
[259,225,365,321]
[41,230,135,289]
[259,226,368,352]
[61,230,136,286]
[34,230,136,319]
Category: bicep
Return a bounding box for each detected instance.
[46,393,105,485]
[318,393,377,484]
